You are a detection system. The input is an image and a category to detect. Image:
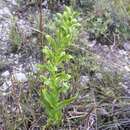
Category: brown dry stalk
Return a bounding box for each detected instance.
[37,0,44,48]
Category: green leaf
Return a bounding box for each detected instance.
[40,89,52,110]
[46,35,56,49]
[41,89,58,109]
[57,13,62,19]
[65,6,72,15]
[57,96,76,109]
[37,64,47,71]
[42,46,54,59]
[56,72,71,81]
[62,82,70,93]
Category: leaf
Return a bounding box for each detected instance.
[56,72,71,81]
[41,89,58,109]
[40,76,50,86]
[57,96,77,109]
[62,82,70,93]
[40,89,52,110]
[65,6,72,15]
[42,46,54,59]
[46,35,56,49]
[37,64,47,71]
[49,63,57,73]
[57,13,62,19]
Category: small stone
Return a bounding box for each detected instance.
[14,54,19,59]
[14,72,27,82]
[32,64,37,73]
[1,71,10,78]
[124,66,130,72]
[14,60,18,64]
[0,61,10,72]
[102,45,110,52]
[95,73,103,79]
[128,61,130,65]
[17,19,32,37]
[6,0,17,5]
[123,42,130,51]
[98,108,108,115]
[80,75,90,87]
[0,7,12,18]
[119,49,127,55]
[0,80,12,92]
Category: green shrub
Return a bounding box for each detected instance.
[86,11,112,39]
[84,0,130,43]
[37,6,80,128]
[100,0,130,40]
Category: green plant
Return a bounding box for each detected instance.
[84,0,130,45]
[37,6,80,128]
[9,17,22,53]
[86,11,112,39]
[94,0,130,40]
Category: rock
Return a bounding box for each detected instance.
[119,49,127,56]
[123,73,130,84]
[1,71,10,78]
[122,73,130,94]
[121,83,128,90]
[17,19,32,38]
[5,0,17,6]
[121,83,130,95]
[124,66,130,72]
[32,64,38,73]
[123,42,130,51]
[0,80,12,92]
[80,75,90,87]
[0,6,12,54]
[95,73,103,79]
[0,7,12,19]
[14,72,27,82]
[0,61,10,73]
[98,108,109,115]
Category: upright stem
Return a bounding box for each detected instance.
[37,0,45,62]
